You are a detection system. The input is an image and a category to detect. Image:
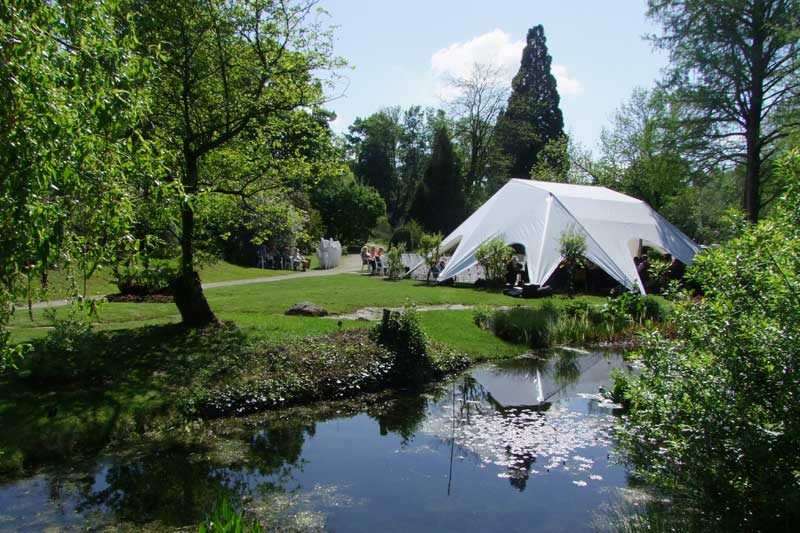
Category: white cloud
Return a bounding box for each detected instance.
[551,64,582,96]
[430,29,582,100]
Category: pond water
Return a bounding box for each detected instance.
[0,349,636,532]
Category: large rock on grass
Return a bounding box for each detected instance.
[285,302,328,317]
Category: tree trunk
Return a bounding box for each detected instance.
[744,138,761,223]
[173,152,217,327]
[744,3,765,224]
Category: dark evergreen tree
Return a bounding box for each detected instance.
[410,122,466,234]
[494,25,564,182]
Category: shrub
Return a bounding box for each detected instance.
[475,238,514,289]
[472,304,494,328]
[558,228,587,296]
[384,244,406,281]
[418,232,443,284]
[617,150,800,529]
[23,302,99,384]
[373,306,428,367]
[489,304,559,349]
[389,226,412,250]
[113,260,177,295]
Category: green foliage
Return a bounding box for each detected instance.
[489,304,560,349]
[389,227,412,250]
[409,122,467,234]
[529,135,571,182]
[418,232,443,283]
[559,229,587,296]
[647,0,800,222]
[471,305,495,328]
[385,244,406,281]
[113,260,177,296]
[405,220,424,251]
[1,0,154,365]
[601,292,668,325]
[493,25,564,181]
[133,0,345,325]
[198,497,264,533]
[373,306,429,371]
[311,170,386,245]
[475,239,514,289]
[618,149,800,528]
[480,293,669,349]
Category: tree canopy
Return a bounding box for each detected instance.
[1,0,154,366]
[133,0,344,326]
[648,0,800,222]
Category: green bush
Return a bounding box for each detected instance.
[23,304,98,384]
[113,260,177,295]
[384,244,406,280]
[472,304,494,328]
[373,306,428,367]
[617,150,800,529]
[489,304,559,349]
[475,238,514,289]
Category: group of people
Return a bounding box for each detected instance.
[360,245,386,275]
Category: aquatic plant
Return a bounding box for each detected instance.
[198,497,264,533]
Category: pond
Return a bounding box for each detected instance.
[0,349,638,532]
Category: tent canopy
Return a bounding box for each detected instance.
[436,179,700,294]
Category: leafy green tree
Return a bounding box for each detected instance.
[133,0,343,326]
[648,0,800,222]
[396,106,432,223]
[494,25,565,184]
[409,121,467,234]
[595,88,744,243]
[618,150,800,528]
[346,108,403,223]
[310,170,386,246]
[1,0,153,367]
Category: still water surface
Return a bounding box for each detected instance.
[0,349,633,532]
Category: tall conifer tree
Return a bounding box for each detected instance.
[410,122,466,234]
[494,25,564,181]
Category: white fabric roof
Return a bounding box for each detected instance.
[436,179,700,294]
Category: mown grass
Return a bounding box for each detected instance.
[9,274,604,349]
[17,256,323,303]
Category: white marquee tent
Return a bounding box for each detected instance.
[435,179,700,294]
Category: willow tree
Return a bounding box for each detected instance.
[1,0,153,367]
[134,0,343,326]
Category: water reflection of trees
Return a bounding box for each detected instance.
[75,445,248,527]
[367,393,430,446]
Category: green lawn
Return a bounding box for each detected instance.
[17,256,324,303]
[9,274,604,355]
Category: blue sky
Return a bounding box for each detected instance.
[318,0,668,150]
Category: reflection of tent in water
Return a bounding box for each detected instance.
[471,351,607,412]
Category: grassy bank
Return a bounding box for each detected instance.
[16,257,323,303]
[2,271,650,477]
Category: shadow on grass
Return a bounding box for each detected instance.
[0,322,247,475]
